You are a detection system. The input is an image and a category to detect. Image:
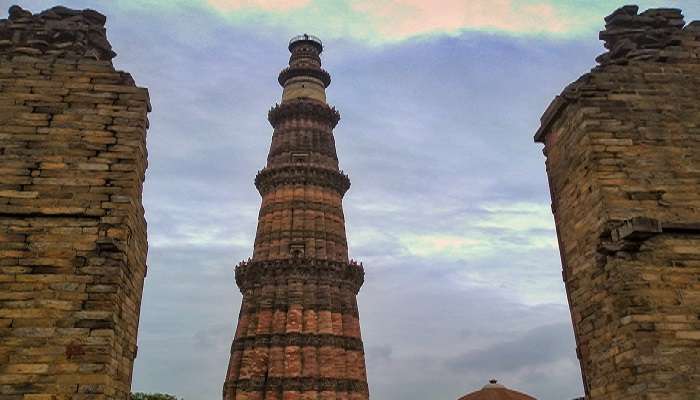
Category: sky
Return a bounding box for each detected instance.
[7,1,700,399]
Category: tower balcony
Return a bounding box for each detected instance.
[254,164,350,196]
[235,257,365,293]
[288,33,323,53]
[268,98,340,128]
[278,66,331,88]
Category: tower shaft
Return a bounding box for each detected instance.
[223,35,369,400]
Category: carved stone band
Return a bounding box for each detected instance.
[259,200,345,219]
[268,99,340,128]
[278,66,331,88]
[255,165,351,196]
[253,230,348,248]
[238,301,360,317]
[224,377,369,393]
[235,259,365,294]
[231,333,364,353]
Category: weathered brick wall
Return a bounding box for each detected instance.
[0,5,150,400]
[535,6,700,399]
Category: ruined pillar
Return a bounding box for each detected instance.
[535,6,700,399]
[0,5,150,399]
[223,35,369,400]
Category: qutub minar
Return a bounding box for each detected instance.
[2,4,700,400]
[223,35,370,400]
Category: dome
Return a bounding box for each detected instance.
[457,380,536,400]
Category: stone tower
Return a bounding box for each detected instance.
[223,35,369,400]
[0,5,149,400]
[535,6,700,399]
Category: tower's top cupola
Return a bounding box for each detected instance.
[280,33,330,102]
[289,33,323,53]
[288,33,323,68]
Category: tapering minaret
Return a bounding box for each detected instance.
[223,35,369,400]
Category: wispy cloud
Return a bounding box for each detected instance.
[203,0,581,41]
[121,0,700,43]
[206,0,310,12]
[398,202,556,261]
[350,0,570,38]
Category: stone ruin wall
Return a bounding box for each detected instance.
[0,5,149,400]
[535,6,700,400]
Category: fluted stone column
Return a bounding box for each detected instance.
[223,35,369,400]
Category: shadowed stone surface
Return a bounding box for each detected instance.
[0,5,150,400]
[536,5,700,400]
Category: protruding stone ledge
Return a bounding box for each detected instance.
[255,164,351,196]
[235,258,365,294]
[278,66,331,88]
[599,217,700,256]
[611,216,662,242]
[0,5,115,61]
[268,99,340,128]
[533,95,568,144]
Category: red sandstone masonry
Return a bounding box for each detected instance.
[0,5,150,400]
[536,6,700,399]
[224,36,368,400]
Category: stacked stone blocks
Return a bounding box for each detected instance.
[0,6,149,400]
[536,6,700,399]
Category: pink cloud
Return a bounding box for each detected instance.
[352,0,568,38]
[206,0,311,12]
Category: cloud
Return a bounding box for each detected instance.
[202,0,578,41]
[350,0,569,38]
[23,0,700,45]
[366,344,393,363]
[443,322,583,399]
[156,0,700,43]
[397,201,557,261]
[359,261,581,400]
[206,0,310,12]
[446,322,575,373]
